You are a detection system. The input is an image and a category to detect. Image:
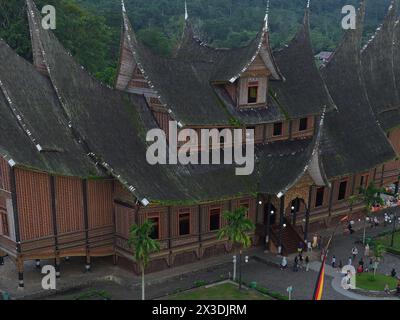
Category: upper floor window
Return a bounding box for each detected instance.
[247,82,259,104]
[359,175,368,192]
[209,208,221,231]
[0,212,9,237]
[299,118,308,131]
[315,187,325,207]
[273,122,283,136]
[338,181,348,201]
[148,216,160,239]
[179,211,190,236]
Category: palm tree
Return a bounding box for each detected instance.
[372,243,386,277]
[217,207,255,290]
[128,220,160,300]
[348,182,384,244]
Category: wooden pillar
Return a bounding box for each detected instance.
[198,204,202,259]
[82,179,90,272]
[304,186,313,242]
[265,195,272,248]
[17,258,24,289]
[380,165,385,187]
[278,195,285,254]
[50,176,59,276]
[328,180,335,217]
[168,206,172,267]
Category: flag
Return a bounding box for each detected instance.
[313,255,327,300]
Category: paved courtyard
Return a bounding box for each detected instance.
[0,211,399,300]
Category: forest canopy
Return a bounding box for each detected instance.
[0,0,392,85]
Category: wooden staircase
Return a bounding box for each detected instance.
[271,222,304,256]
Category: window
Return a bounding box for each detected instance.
[359,175,368,191]
[247,82,258,104]
[338,181,348,201]
[299,118,308,131]
[0,212,9,237]
[209,208,221,231]
[315,187,325,207]
[148,216,160,239]
[273,122,283,136]
[179,212,190,236]
[239,200,250,218]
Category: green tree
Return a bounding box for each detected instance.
[348,182,384,245]
[128,220,160,300]
[217,206,255,290]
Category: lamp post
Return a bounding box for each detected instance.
[233,255,237,281]
[238,253,249,291]
[362,217,370,245]
[391,211,399,248]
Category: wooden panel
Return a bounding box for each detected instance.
[389,127,400,155]
[15,169,54,241]
[152,111,171,136]
[0,157,11,192]
[87,180,114,229]
[115,204,134,239]
[55,176,85,234]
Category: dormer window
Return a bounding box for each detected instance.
[247,81,259,104]
[238,78,267,107]
[299,118,308,131]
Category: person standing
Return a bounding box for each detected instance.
[352,247,358,260]
[331,255,336,268]
[364,243,370,257]
[338,260,343,273]
[348,256,352,266]
[280,256,288,270]
[305,256,310,272]
[312,234,318,249]
[293,256,299,272]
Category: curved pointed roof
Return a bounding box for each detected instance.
[321,0,395,178]
[361,0,400,132]
[19,0,325,203]
[269,9,335,118]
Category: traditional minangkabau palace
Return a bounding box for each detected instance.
[0,0,400,287]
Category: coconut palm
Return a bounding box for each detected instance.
[128,220,160,300]
[217,206,255,290]
[348,182,384,244]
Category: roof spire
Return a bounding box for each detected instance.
[185,1,189,21]
[264,0,270,31]
[121,0,126,12]
[307,0,311,9]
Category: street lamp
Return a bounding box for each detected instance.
[232,255,237,281]
[238,254,249,291]
[363,217,370,245]
[391,211,398,248]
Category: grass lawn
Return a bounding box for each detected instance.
[165,282,272,300]
[356,273,398,291]
[375,230,400,253]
